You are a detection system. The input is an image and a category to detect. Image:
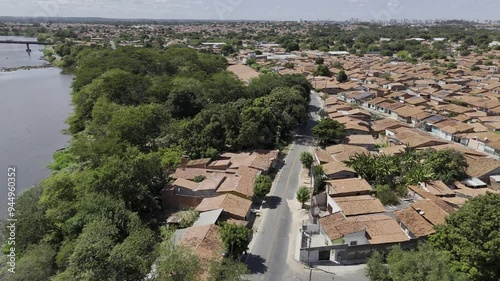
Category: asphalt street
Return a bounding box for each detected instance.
[243,92,318,281]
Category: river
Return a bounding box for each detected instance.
[0,36,73,219]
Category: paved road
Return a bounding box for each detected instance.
[244,92,369,281]
[243,92,320,280]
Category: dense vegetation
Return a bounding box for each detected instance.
[1,45,311,280]
[367,193,500,281]
[345,147,468,204]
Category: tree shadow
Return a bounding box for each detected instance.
[263,195,282,210]
[242,253,268,274]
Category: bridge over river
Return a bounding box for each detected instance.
[0,40,54,53]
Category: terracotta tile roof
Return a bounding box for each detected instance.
[465,155,500,178]
[251,150,279,171]
[322,160,356,176]
[405,97,428,105]
[368,97,387,105]
[185,158,212,167]
[371,118,409,132]
[196,194,252,219]
[345,121,371,132]
[220,150,278,172]
[227,64,259,83]
[441,197,468,208]
[379,145,406,156]
[394,207,435,237]
[334,195,385,216]
[422,181,455,197]
[326,178,372,196]
[215,166,259,198]
[407,185,455,214]
[179,224,224,264]
[326,144,369,162]
[172,178,199,191]
[319,213,366,240]
[172,168,211,180]
[410,200,448,226]
[452,181,500,198]
[348,214,410,244]
[315,148,334,164]
[345,134,376,145]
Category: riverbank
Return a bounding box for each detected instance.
[0,63,53,72]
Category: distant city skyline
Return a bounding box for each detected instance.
[1,0,499,22]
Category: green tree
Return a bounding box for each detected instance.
[300,152,314,169]
[365,251,391,281]
[7,243,57,281]
[429,193,500,281]
[108,227,158,281]
[312,165,325,194]
[208,258,249,281]
[220,223,251,259]
[296,186,311,208]
[313,64,332,77]
[367,244,468,281]
[5,185,53,257]
[57,218,119,280]
[156,241,201,281]
[336,70,348,82]
[421,149,468,184]
[312,119,346,146]
[221,44,236,56]
[253,175,272,200]
[315,57,324,65]
[373,185,399,206]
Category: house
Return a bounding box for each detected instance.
[319,212,367,246]
[322,160,358,180]
[326,144,370,162]
[410,200,449,226]
[394,207,435,239]
[162,176,225,209]
[392,106,425,123]
[346,214,410,244]
[452,181,499,198]
[371,118,409,136]
[326,178,373,197]
[465,156,500,184]
[407,185,455,214]
[181,158,212,169]
[390,128,447,148]
[345,121,371,135]
[219,150,279,173]
[419,181,455,197]
[227,64,259,83]
[215,166,260,199]
[327,195,385,216]
[344,134,377,151]
[177,224,224,280]
[195,193,252,221]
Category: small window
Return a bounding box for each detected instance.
[350,241,357,246]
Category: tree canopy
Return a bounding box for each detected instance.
[366,244,468,281]
[429,193,500,281]
[311,119,346,146]
[2,45,311,281]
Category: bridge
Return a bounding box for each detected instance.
[0,40,54,53]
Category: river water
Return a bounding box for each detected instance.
[0,36,46,69]
[0,36,73,219]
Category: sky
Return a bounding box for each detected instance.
[1,0,499,21]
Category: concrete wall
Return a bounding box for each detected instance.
[162,190,204,210]
[327,196,342,214]
[344,231,369,246]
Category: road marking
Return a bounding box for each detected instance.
[265,145,300,260]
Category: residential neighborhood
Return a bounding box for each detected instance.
[1,13,500,281]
